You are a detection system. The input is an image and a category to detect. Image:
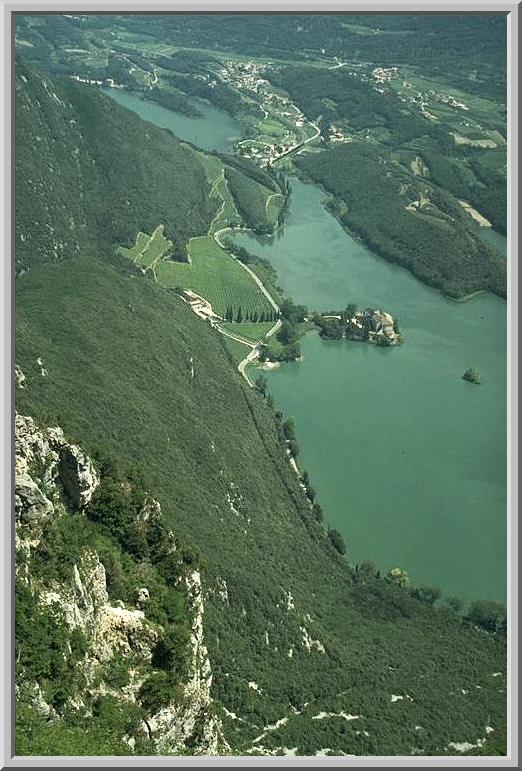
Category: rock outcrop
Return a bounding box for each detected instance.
[15,412,226,755]
[15,413,99,540]
[149,570,228,755]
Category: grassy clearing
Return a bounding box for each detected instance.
[183,146,243,234]
[266,192,284,225]
[156,235,272,317]
[223,321,275,342]
[221,335,252,365]
[259,117,286,139]
[211,174,242,233]
[118,225,173,272]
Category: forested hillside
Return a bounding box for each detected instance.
[295,143,506,299]
[15,62,507,756]
[15,57,215,267]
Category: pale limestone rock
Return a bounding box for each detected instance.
[148,570,228,755]
[15,413,99,520]
[136,587,150,606]
[58,444,99,508]
[15,364,26,389]
[15,473,54,524]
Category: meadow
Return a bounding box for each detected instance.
[118,225,173,272]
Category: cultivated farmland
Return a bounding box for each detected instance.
[156,235,274,318]
[118,224,173,273]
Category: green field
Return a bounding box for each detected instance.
[222,321,275,341]
[118,225,173,272]
[184,147,243,234]
[210,172,242,232]
[156,235,273,317]
[221,335,252,365]
[266,192,284,225]
[258,117,286,139]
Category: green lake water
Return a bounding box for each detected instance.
[103,88,242,153]
[106,88,507,604]
[235,178,507,603]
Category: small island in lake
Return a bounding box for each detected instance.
[462,367,482,384]
[315,305,403,347]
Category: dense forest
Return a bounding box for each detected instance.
[295,142,506,298]
[15,57,216,267]
[271,63,506,237]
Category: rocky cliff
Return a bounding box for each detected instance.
[15,412,227,755]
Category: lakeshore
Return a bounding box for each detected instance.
[104,88,507,604]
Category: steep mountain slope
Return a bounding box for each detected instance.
[15,415,225,756]
[15,56,215,268]
[15,63,507,756]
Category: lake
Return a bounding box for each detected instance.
[106,87,507,604]
[103,88,243,153]
[235,178,507,603]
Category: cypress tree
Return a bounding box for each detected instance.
[237,306,243,323]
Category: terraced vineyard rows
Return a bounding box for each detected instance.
[156,236,274,318]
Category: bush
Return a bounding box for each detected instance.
[138,671,175,712]
[411,584,442,605]
[467,601,507,634]
[152,625,190,677]
[328,528,346,555]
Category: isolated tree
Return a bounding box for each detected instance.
[345,303,358,319]
[467,600,506,634]
[385,567,410,588]
[462,367,481,384]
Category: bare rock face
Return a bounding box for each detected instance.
[15,413,99,538]
[15,413,227,755]
[15,364,26,389]
[40,549,159,674]
[15,472,54,524]
[58,445,99,509]
[148,570,229,755]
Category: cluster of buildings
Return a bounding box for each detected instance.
[371,66,400,83]
[218,59,309,165]
[347,309,401,346]
[70,74,124,88]
[329,124,349,142]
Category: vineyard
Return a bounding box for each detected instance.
[156,235,274,318]
[117,148,282,323]
[118,224,173,273]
